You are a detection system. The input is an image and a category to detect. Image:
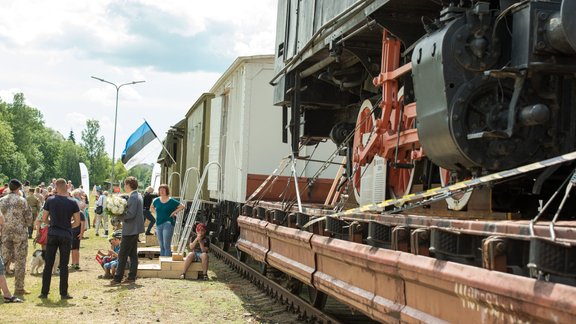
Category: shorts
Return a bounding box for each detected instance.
[71,228,81,250]
[0,255,5,275]
[103,260,118,270]
[193,251,202,262]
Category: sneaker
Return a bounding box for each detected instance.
[74,265,80,270]
[110,279,121,286]
[38,294,48,299]
[95,233,99,236]
[201,273,209,281]
[4,296,23,303]
[104,230,109,236]
[61,295,73,300]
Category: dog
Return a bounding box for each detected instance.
[30,249,60,275]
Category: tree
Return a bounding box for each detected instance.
[0,118,28,181]
[3,93,45,183]
[58,139,88,186]
[37,128,64,182]
[128,164,153,189]
[81,119,109,186]
[113,159,128,185]
[0,92,104,186]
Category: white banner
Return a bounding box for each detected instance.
[150,163,161,192]
[79,162,90,191]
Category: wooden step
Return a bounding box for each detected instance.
[137,247,160,259]
[137,234,159,247]
[137,257,203,279]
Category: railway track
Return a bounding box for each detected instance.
[211,243,375,323]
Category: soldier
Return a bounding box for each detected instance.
[0,179,33,296]
[26,188,41,239]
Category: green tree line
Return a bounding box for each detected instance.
[0,93,152,189]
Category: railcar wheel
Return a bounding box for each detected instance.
[237,249,247,263]
[439,167,472,211]
[222,217,232,252]
[387,159,416,198]
[259,262,268,275]
[282,275,303,294]
[307,286,327,309]
[352,101,376,202]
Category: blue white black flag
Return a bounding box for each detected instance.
[121,121,162,170]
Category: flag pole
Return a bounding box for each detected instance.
[144,119,177,165]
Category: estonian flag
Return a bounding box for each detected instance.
[121,121,162,170]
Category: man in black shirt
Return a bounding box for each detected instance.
[142,186,157,235]
[39,178,80,300]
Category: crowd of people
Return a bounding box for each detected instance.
[0,175,210,304]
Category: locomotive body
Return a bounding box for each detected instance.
[273,0,576,215]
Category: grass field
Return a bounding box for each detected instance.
[1,225,271,323]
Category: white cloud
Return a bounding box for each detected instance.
[0,0,277,166]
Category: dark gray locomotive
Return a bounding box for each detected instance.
[272,0,576,217]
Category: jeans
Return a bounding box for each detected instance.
[156,222,174,256]
[113,234,139,282]
[143,209,156,234]
[42,235,71,296]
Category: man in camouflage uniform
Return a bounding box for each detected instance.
[0,179,33,296]
[26,188,41,239]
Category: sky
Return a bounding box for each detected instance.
[0,0,277,164]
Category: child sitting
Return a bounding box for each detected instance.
[180,223,210,280]
[97,232,122,279]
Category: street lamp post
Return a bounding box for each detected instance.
[91,76,145,185]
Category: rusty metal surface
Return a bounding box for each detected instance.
[311,235,408,323]
[240,215,576,323]
[266,223,315,286]
[249,201,576,243]
[236,216,269,263]
[397,253,576,323]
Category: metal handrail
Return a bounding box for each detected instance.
[171,167,201,247]
[175,162,222,254]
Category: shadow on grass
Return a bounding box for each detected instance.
[103,283,145,293]
[36,299,77,308]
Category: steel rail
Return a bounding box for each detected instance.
[211,244,342,324]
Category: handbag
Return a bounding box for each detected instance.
[95,205,103,214]
[36,226,48,245]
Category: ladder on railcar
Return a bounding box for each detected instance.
[174,162,222,255]
[171,167,200,248]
